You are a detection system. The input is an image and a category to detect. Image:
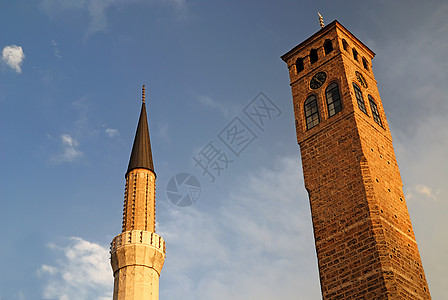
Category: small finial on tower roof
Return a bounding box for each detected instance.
[318,12,324,28]
[142,84,146,103]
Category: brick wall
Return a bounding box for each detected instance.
[282,21,430,299]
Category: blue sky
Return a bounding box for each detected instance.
[1,0,447,299]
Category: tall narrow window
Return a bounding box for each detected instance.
[326,82,342,117]
[362,57,369,70]
[368,95,383,126]
[324,39,333,55]
[352,48,359,61]
[304,95,320,129]
[342,39,349,51]
[295,57,304,73]
[310,49,318,64]
[353,83,368,115]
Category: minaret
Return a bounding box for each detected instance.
[110,85,166,300]
[281,20,430,298]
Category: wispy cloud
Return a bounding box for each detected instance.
[41,0,188,36]
[2,45,25,73]
[41,0,115,35]
[61,134,83,161]
[407,184,440,201]
[415,184,437,199]
[156,123,170,143]
[51,40,61,58]
[159,155,321,299]
[105,128,119,138]
[38,237,112,300]
[196,95,230,117]
[51,134,83,163]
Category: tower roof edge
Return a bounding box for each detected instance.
[281,20,375,62]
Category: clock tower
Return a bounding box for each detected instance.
[281,21,431,299]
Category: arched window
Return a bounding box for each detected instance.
[342,39,349,51]
[325,82,342,117]
[362,57,369,70]
[353,83,368,115]
[324,39,333,55]
[304,95,320,129]
[352,48,359,61]
[295,57,304,73]
[368,95,383,126]
[310,49,318,64]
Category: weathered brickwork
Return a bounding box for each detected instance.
[282,21,430,299]
[122,168,156,232]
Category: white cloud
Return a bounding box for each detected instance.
[39,264,58,275]
[51,134,83,163]
[414,184,438,200]
[156,123,170,142]
[85,0,116,35]
[51,40,61,58]
[196,95,230,117]
[61,134,83,161]
[158,156,321,300]
[2,45,25,73]
[41,0,188,35]
[40,0,114,35]
[406,184,440,201]
[38,237,112,300]
[105,128,119,137]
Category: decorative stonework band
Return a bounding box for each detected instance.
[110,230,166,276]
[111,230,166,254]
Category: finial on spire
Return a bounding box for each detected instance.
[142,84,146,103]
[318,12,324,28]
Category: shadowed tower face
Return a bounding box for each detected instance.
[110,86,166,300]
[281,21,431,299]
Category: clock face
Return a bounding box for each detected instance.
[356,71,368,88]
[310,72,327,89]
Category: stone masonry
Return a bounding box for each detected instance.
[281,21,430,299]
[110,88,165,300]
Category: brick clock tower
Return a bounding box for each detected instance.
[281,21,431,298]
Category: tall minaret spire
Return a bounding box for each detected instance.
[110,86,166,300]
[127,85,154,176]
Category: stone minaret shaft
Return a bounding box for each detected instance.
[111,86,166,300]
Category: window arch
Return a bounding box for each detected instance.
[353,82,368,115]
[324,39,333,55]
[304,95,320,129]
[310,49,318,64]
[362,57,369,70]
[325,82,342,117]
[295,57,304,73]
[352,48,359,61]
[368,95,383,126]
[342,39,349,51]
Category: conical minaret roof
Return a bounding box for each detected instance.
[126,85,155,176]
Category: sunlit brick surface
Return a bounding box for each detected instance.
[282,21,430,299]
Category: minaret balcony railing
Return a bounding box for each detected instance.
[110,230,166,254]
